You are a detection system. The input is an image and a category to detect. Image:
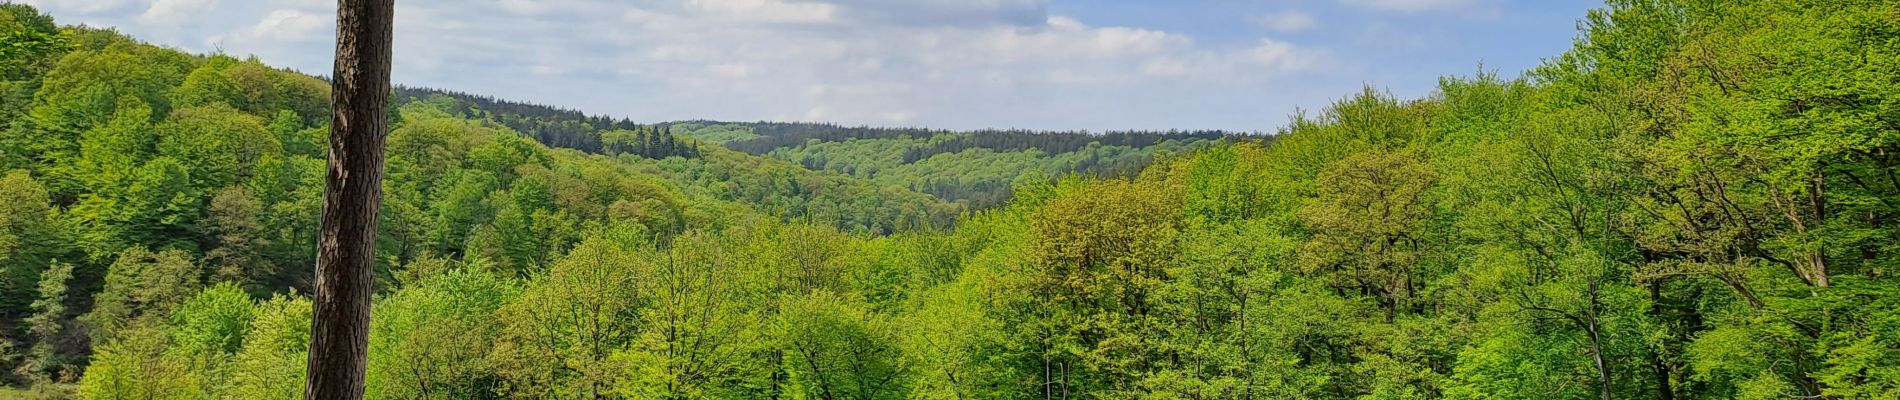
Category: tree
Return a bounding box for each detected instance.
[69,96,155,192]
[491,231,647,399]
[206,186,275,290]
[1022,178,1180,397]
[81,247,202,347]
[153,103,279,191]
[0,170,57,317]
[77,282,256,399]
[1299,149,1437,321]
[14,261,71,382]
[366,262,516,399]
[306,0,395,398]
[166,282,260,397]
[14,40,190,179]
[777,290,912,400]
[169,57,242,110]
[613,230,769,399]
[0,4,63,81]
[230,294,315,400]
[75,323,194,400]
[0,4,66,156]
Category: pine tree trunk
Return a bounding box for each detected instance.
[305,0,393,398]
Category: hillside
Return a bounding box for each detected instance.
[2,1,1900,399]
[386,89,964,234]
[386,90,1232,210]
[673,121,1245,207]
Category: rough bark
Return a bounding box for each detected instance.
[305,0,393,398]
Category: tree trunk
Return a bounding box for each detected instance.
[1807,169,1828,288]
[1587,322,1612,400]
[1646,282,1677,400]
[305,0,394,398]
[1586,281,1613,400]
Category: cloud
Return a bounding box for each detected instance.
[19,0,139,14]
[966,16,1184,62]
[1252,10,1317,32]
[371,1,1324,127]
[1239,38,1321,70]
[16,0,1350,130]
[685,0,838,24]
[138,0,217,25]
[246,9,327,41]
[828,0,1046,27]
[1339,0,1481,13]
[497,0,549,15]
[1140,37,1327,80]
[708,62,754,78]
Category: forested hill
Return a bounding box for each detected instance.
[391,87,701,159]
[676,120,1241,154]
[393,82,963,235]
[392,92,1247,210]
[673,120,1250,207]
[5,1,1900,399]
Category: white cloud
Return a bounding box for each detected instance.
[1239,38,1320,70]
[686,0,837,23]
[1252,10,1317,32]
[424,2,1329,128]
[1139,38,1326,80]
[829,0,1045,27]
[247,9,327,41]
[1340,0,1481,13]
[964,16,1184,62]
[20,0,138,14]
[709,62,754,78]
[473,2,1326,126]
[139,0,217,25]
[497,0,548,15]
[18,0,1348,130]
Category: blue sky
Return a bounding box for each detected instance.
[18,0,1600,131]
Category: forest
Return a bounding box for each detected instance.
[672,122,1238,207]
[2,0,1899,399]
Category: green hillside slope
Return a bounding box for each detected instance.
[674,121,1246,207]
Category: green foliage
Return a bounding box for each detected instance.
[368,263,517,399]
[225,294,311,400]
[491,233,649,398]
[80,247,201,347]
[76,323,196,400]
[765,131,1217,208]
[610,229,770,399]
[77,283,255,400]
[601,126,699,159]
[649,145,962,234]
[0,2,1892,399]
[0,170,60,318]
[167,283,255,358]
[0,4,63,81]
[1299,149,1437,319]
[15,261,71,381]
[775,290,912,400]
[670,122,762,144]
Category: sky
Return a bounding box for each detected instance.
[17,0,1602,132]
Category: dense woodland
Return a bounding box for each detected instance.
[676,122,1236,207]
[2,0,1900,399]
[392,88,700,159]
[703,121,1237,157]
[766,134,1211,207]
